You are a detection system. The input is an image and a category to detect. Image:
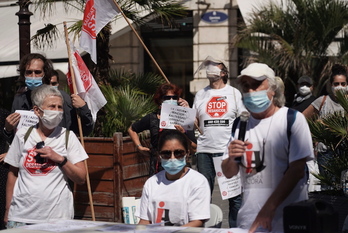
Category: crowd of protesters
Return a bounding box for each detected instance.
[1,53,345,233]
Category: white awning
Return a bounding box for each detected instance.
[0,0,137,79]
[236,0,282,25]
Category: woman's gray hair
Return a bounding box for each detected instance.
[31,84,63,107]
[268,76,286,107]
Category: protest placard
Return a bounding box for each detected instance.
[15,110,39,130]
[159,103,196,131]
[213,157,241,200]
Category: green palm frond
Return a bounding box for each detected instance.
[233,0,348,95]
[100,84,157,136]
[307,89,348,193]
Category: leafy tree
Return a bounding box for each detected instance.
[31,0,187,83]
[233,0,348,99]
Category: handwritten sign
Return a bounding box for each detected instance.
[15,110,39,130]
[213,157,241,200]
[160,103,196,131]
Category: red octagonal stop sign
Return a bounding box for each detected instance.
[206,96,228,118]
[23,147,56,176]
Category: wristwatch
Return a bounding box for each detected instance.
[58,157,68,168]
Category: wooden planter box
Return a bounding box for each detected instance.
[74,132,150,222]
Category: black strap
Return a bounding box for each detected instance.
[232,109,297,140]
[231,116,240,137]
[287,108,297,141]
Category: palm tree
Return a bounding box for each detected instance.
[233,0,348,98]
[95,68,165,137]
[31,0,187,83]
[307,90,348,195]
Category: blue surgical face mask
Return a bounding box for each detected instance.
[52,86,59,89]
[25,77,43,90]
[161,156,186,175]
[163,100,178,106]
[243,90,272,113]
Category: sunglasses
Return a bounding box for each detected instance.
[159,149,186,160]
[333,82,347,87]
[25,70,43,75]
[162,95,178,101]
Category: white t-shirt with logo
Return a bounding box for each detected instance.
[5,126,88,223]
[138,168,210,226]
[193,84,245,153]
[222,107,314,232]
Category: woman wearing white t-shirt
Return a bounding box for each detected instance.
[4,85,88,228]
[138,130,210,227]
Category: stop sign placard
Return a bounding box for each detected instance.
[23,147,56,176]
[206,96,228,118]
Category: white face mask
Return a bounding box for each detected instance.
[332,85,346,95]
[206,64,221,80]
[298,86,311,96]
[39,108,63,129]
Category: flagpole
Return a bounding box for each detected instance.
[111,0,170,84]
[110,0,203,134]
[63,21,96,221]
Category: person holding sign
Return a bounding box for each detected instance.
[138,130,210,227]
[221,63,313,233]
[128,83,196,176]
[3,54,93,142]
[193,57,245,227]
[4,85,88,228]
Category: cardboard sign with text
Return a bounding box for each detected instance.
[15,110,39,130]
[213,156,242,200]
[159,103,196,131]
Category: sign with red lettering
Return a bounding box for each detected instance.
[206,96,228,118]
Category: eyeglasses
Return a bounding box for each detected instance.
[333,82,347,87]
[159,149,186,160]
[50,82,58,86]
[239,140,266,173]
[25,70,43,75]
[162,95,178,101]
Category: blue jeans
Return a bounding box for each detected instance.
[196,152,241,227]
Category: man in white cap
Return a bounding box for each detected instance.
[193,58,245,227]
[221,63,314,232]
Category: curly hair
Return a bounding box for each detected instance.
[330,64,347,84]
[19,53,54,84]
[153,83,182,106]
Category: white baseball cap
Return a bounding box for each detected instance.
[238,63,275,81]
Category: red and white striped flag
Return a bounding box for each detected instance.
[80,0,120,63]
[67,48,107,122]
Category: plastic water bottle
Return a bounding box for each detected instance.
[341,169,348,197]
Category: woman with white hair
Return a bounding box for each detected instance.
[4,85,88,228]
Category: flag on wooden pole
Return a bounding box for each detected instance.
[67,47,107,122]
[80,0,120,63]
